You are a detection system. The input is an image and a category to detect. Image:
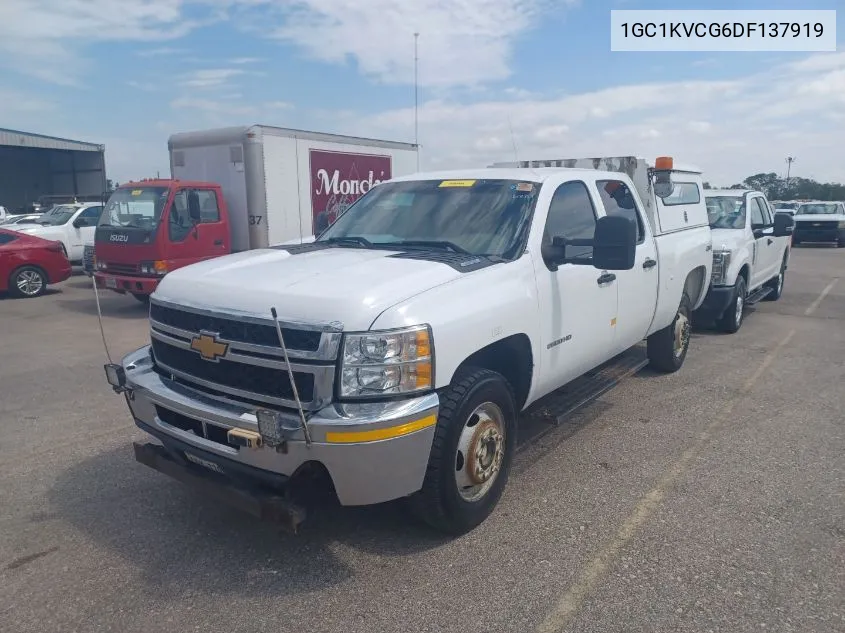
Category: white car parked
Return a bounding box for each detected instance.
[12,202,104,263]
[696,189,794,332]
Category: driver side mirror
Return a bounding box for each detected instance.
[187,191,202,224]
[592,215,637,270]
[772,212,795,237]
[73,217,86,228]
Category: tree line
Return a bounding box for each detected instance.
[703,173,845,201]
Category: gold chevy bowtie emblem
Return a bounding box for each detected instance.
[190,332,228,361]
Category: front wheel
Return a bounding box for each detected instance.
[717,277,746,333]
[131,293,150,305]
[647,293,692,373]
[409,367,516,534]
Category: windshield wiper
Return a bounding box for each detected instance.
[321,236,374,248]
[381,240,472,255]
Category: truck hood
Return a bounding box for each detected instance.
[709,228,748,252]
[152,247,466,331]
[13,224,64,239]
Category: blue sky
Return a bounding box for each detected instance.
[1,0,842,186]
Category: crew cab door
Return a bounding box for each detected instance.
[164,188,229,270]
[69,205,103,260]
[533,179,619,394]
[594,179,658,354]
[749,196,776,288]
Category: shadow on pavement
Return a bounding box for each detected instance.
[53,295,149,320]
[48,445,449,598]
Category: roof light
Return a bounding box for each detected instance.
[654,156,673,170]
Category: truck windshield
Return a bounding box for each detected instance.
[100,187,169,229]
[796,203,839,215]
[705,197,746,229]
[316,179,540,258]
[37,205,78,226]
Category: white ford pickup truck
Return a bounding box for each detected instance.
[104,156,713,534]
[695,189,794,332]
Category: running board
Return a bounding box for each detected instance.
[745,286,773,305]
[522,343,649,427]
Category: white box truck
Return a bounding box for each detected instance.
[93,126,418,301]
[169,125,420,249]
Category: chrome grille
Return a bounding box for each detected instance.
[148,298,342,411]
[82,245,95,274]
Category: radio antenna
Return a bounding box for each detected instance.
[507,116,520,164]
[270,307,312,446]
[92,275,114,365]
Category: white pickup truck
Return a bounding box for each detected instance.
[791,200,845,247]
[104,156,712,534]
[695,189,794,332]
[13,202,104,263]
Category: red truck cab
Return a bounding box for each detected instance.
[94,179,230,302]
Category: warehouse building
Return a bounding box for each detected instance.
[0,128,107,213]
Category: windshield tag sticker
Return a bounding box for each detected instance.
[515,182,534,192]
[131,189,142,196]
[439,180,476,188]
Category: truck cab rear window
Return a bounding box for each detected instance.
[660,182,701,206]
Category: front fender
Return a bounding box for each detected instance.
[369,256,541,390]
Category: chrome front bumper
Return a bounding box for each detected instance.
[118,346,439,506]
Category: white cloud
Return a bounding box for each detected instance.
[349,52,845,185]
[183,68,250,88]
[267,0,579,88]
[229,57,264,64]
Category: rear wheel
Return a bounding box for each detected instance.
[9,266,47,298]
[647,294,692,373]
[132,293,150,304]
[409,367,516,534]
[717,277,746,334]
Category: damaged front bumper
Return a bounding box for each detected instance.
[108,346,439,516]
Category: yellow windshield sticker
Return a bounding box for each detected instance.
[131,189,142,196]
[439,180,476,188]
[516,182,534,192]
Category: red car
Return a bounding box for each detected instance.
[0,228,72,298]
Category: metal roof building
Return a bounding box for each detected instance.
[0,128,107,213]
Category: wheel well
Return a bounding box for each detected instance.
[738,264,750,285]
[683,266,707,304]
[454,334,533,410]
[10,263,49,284]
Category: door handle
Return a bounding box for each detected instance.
[643,258,657,269]
[597,272,616,285]
[214,239,224,246]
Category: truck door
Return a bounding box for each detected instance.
[534,180,619,393]
[594,179,658,354]
[70,205,103,260]
[165,188,229,270]
[749,196,774,288]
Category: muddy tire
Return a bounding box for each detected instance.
[408,367,516,535]
[9,265,47,298]
[717,277,746,333]
[647,293,692,373]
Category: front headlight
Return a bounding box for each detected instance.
[339,325,433,398]
[711,250,731,285]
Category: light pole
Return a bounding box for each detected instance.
[785,156,796,183]
[414,32,420,171]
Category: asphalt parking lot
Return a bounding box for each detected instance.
[1,247,843,633]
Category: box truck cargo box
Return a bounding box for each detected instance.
[168,125,419,251]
